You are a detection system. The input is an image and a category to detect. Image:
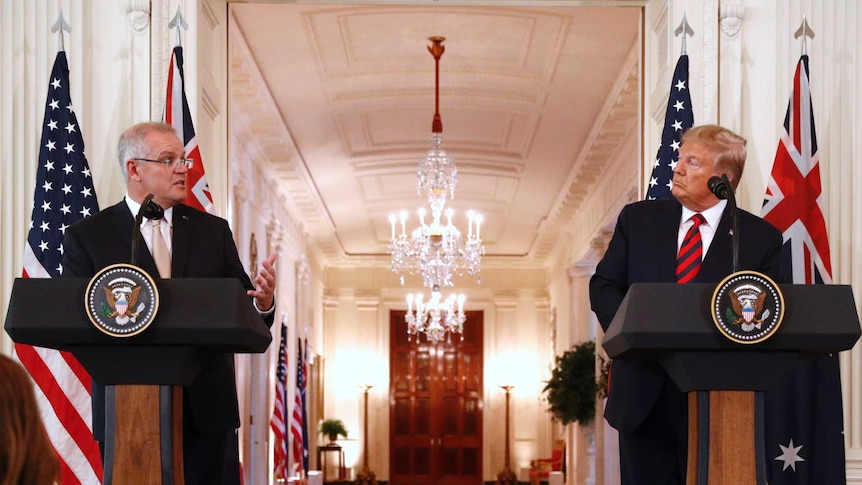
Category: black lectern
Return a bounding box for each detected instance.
[5,277,271,485]
[603,283,860,485]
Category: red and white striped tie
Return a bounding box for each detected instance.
[676,214,705,283]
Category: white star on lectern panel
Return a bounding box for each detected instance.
[774,439,805,472]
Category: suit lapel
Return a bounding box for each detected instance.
[171,204,193,278]
[657,201,683,282]
[698,206,732,281]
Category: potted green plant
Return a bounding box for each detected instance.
[319,418,348,444]
[541,341,608,426]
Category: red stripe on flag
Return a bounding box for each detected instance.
[57,455,81,485]
[15,344,103,477]
[792,67,802,153]
[165,55,176,125]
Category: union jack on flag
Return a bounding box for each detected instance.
[761,54,845,485]
[163,45,213,213]
[646,54,694,200]
[761,55,831,285]
[16,50,103,485]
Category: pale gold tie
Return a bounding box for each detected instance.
[151,219,171,278]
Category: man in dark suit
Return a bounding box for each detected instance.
[63,121,277,485]
[589,125,784,484]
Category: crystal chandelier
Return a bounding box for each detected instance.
[388,36,485,289]
[405,286,466,344]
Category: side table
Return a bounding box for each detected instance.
[317,444,346,483]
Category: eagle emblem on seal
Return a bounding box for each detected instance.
[729,283,771,332]
[102,277,145,326]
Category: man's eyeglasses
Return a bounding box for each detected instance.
[133,157,195,170]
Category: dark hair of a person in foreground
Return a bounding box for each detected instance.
[0,353,60,485]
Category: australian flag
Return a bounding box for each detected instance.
[646,54,694,200]
[163,46,213,213]
[761,55,845,485]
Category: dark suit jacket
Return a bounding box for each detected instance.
[589,199,783,433]
[62,201,273,440]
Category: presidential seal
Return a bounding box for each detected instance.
[711,271,784,344]
[85,263,159,337]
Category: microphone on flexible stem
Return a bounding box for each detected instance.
[130,194,165,266]
[707,174,739,273]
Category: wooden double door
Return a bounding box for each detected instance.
[389,310,483,485]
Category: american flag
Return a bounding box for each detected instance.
[15,51,103,485]
[761,55,845,485]
[163,45,213,213]
[270,322,289,480]
[302,338,310,468]
[646,54,694,200]
[290,338,309,474]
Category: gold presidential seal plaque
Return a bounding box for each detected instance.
[711,270,784,344]
[85,263,159,337]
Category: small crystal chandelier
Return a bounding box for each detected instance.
[388,36,485,289]
[405,286,466,344]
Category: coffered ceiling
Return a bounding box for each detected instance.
[228,2,641,271]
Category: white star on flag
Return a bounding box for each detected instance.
[644,54,694,204]
[775,439,805,471]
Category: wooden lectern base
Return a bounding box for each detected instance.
[687,390,766,485]
[103,385,184,485]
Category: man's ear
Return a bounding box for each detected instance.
[125,159,140,180]
[725,173,738,189]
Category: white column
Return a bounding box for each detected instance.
[565,259,602,485]
[580,232,619,485]
[718,2,745,132]
[355,293,381,478]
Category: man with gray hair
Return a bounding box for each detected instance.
[63,121,277,484]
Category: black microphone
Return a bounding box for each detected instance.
[130,194,164,266]
[707,174,740,273]
[707,175,731,200]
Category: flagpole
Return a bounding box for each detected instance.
[50,8,72,52]
[168,6,188,48]
[674,12,694,56]
[794,15,815,56]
